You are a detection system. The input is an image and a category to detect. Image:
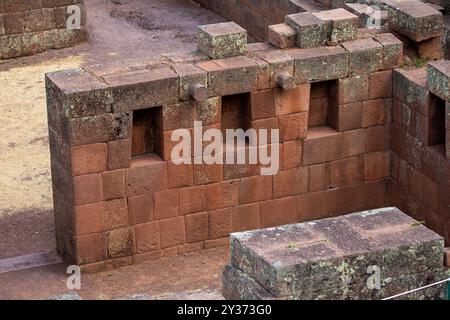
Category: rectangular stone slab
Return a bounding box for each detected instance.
[384,0,443,42]
[287,45,349,83]
[230,207,445,298]
[223,264,450,300]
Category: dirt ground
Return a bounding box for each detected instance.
[0,246,229,300]
[0,0,225,259]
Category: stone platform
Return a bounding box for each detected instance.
[223,207,449,300]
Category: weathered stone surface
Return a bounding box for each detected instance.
[222,265,275,300]
[68,112,132,146]
[427,60,450,101]
[374,33,403,70]
[287,46,349,83]
[0,33,22,59]
[255,50,294,89]
[103,67,179,112]
[384,0,443,42]
[285,12,327,48]
[197,56,260,96]
[341,37,383,74]
[197,22,247,59]
[267,23,297,49]
[224,265,450,300]
[393,68,431,115]
[46,68,113,118]
[228,207,446,299]
[312,9,359,43]
[172,63,208,102]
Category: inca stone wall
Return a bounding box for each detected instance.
[45,2,450,274]
[0,0,87,59]
[223,207,450,300]
[388,62,450,241]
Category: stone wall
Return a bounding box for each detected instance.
[46,10,404,272]
[45,4,450,274]
[0,0,87,59]
[388,63,450,243]
[193,0,326,40]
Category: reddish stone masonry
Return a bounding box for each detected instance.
[46,8,450,272]
[0,0,87,59]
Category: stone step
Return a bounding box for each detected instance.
[225,207,448,300]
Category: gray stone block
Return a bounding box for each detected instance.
[228,207,446,299]
[197,22,247,59]
[427,60,450,101]
[384,0,443,42]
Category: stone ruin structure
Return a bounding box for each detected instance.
[224,207,449,300]
[196,0,450,60]
[44,0,450,298]
[0,0,87,59]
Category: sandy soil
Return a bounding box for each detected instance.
[0,246,229,300]
[0,0,225,258]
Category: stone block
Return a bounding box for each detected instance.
[341,38,383,74]
[393,68,431,116]
[285,12,327,48]
[303,127,342,165]
[197,56,260,96]
[222,265,274,300]
[103,67,179,112]
[256,51,294,89]
[417,36,444,60]
[197,22,247,59]
[427,60,450,101]
[312,9,359,43]
[68,112,132,146]
[46,68,113,118]
[233,204,260,233]
[24,8,55,33]
[337,74,369,104]
[267,23,297,49]
[288,46,349,83]
[172,64,208,102]
[329,102,362,132]
[374,33,403,70]
[384,0,443,42]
